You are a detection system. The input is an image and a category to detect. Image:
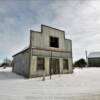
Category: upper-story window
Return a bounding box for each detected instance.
[49,36,59,48]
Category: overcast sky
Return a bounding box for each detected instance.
[0,0,100,62]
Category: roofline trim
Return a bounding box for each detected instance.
[41,24,65,33]
[12,47,29,57]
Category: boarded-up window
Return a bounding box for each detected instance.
[63,59,68,70]
[50,36,59,48]
[37,57,45,70]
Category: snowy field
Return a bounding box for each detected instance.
[0,67,100,100]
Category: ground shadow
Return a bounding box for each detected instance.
[0,69,24,80]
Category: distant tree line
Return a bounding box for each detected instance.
[73,58,87,68]
[0,58,87,69]
[0,58,12,68]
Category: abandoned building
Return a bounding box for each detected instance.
[88,52,100,67]
[12,25,73,78]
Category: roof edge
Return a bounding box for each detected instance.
[41,24,65,33]
[12,47,29,57]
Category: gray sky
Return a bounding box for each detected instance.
[0,0,100,62]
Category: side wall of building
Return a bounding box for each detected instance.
[65,39,72,52]
[88,58,100,67]
[13,49,30,78]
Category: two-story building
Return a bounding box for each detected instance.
[13,25,73,78]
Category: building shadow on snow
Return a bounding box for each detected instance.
[0,71,25,80]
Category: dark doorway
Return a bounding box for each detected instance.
[63,59,69,70]
[50,58,60,74]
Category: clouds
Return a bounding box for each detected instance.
[50,0,100,60]
[0,0,100,62]
[0,0,56,62]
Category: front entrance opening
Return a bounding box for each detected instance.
[63,59,68,70]
[50,58,60,74]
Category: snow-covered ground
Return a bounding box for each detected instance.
[0,67,100,100]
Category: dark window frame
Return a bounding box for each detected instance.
[37,57,45,71]
[49,36,59,48]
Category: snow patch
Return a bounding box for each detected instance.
[0,67,100,99]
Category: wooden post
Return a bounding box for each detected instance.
[85,50,88,67]
[42,71,45,81]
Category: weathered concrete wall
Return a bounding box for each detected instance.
[13,49,30,77]
[65,39,72,52]
[59,58,63,74]
[45,57,49,75]
[30,56,49,77]
[41,25,65,50]
[60,58,73,74]
[32,49,72,58]
[29,25,73,77]
[31,31,43,48]
[30,56,37,77]
[68,58,73,73]
[31,25,71,51]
